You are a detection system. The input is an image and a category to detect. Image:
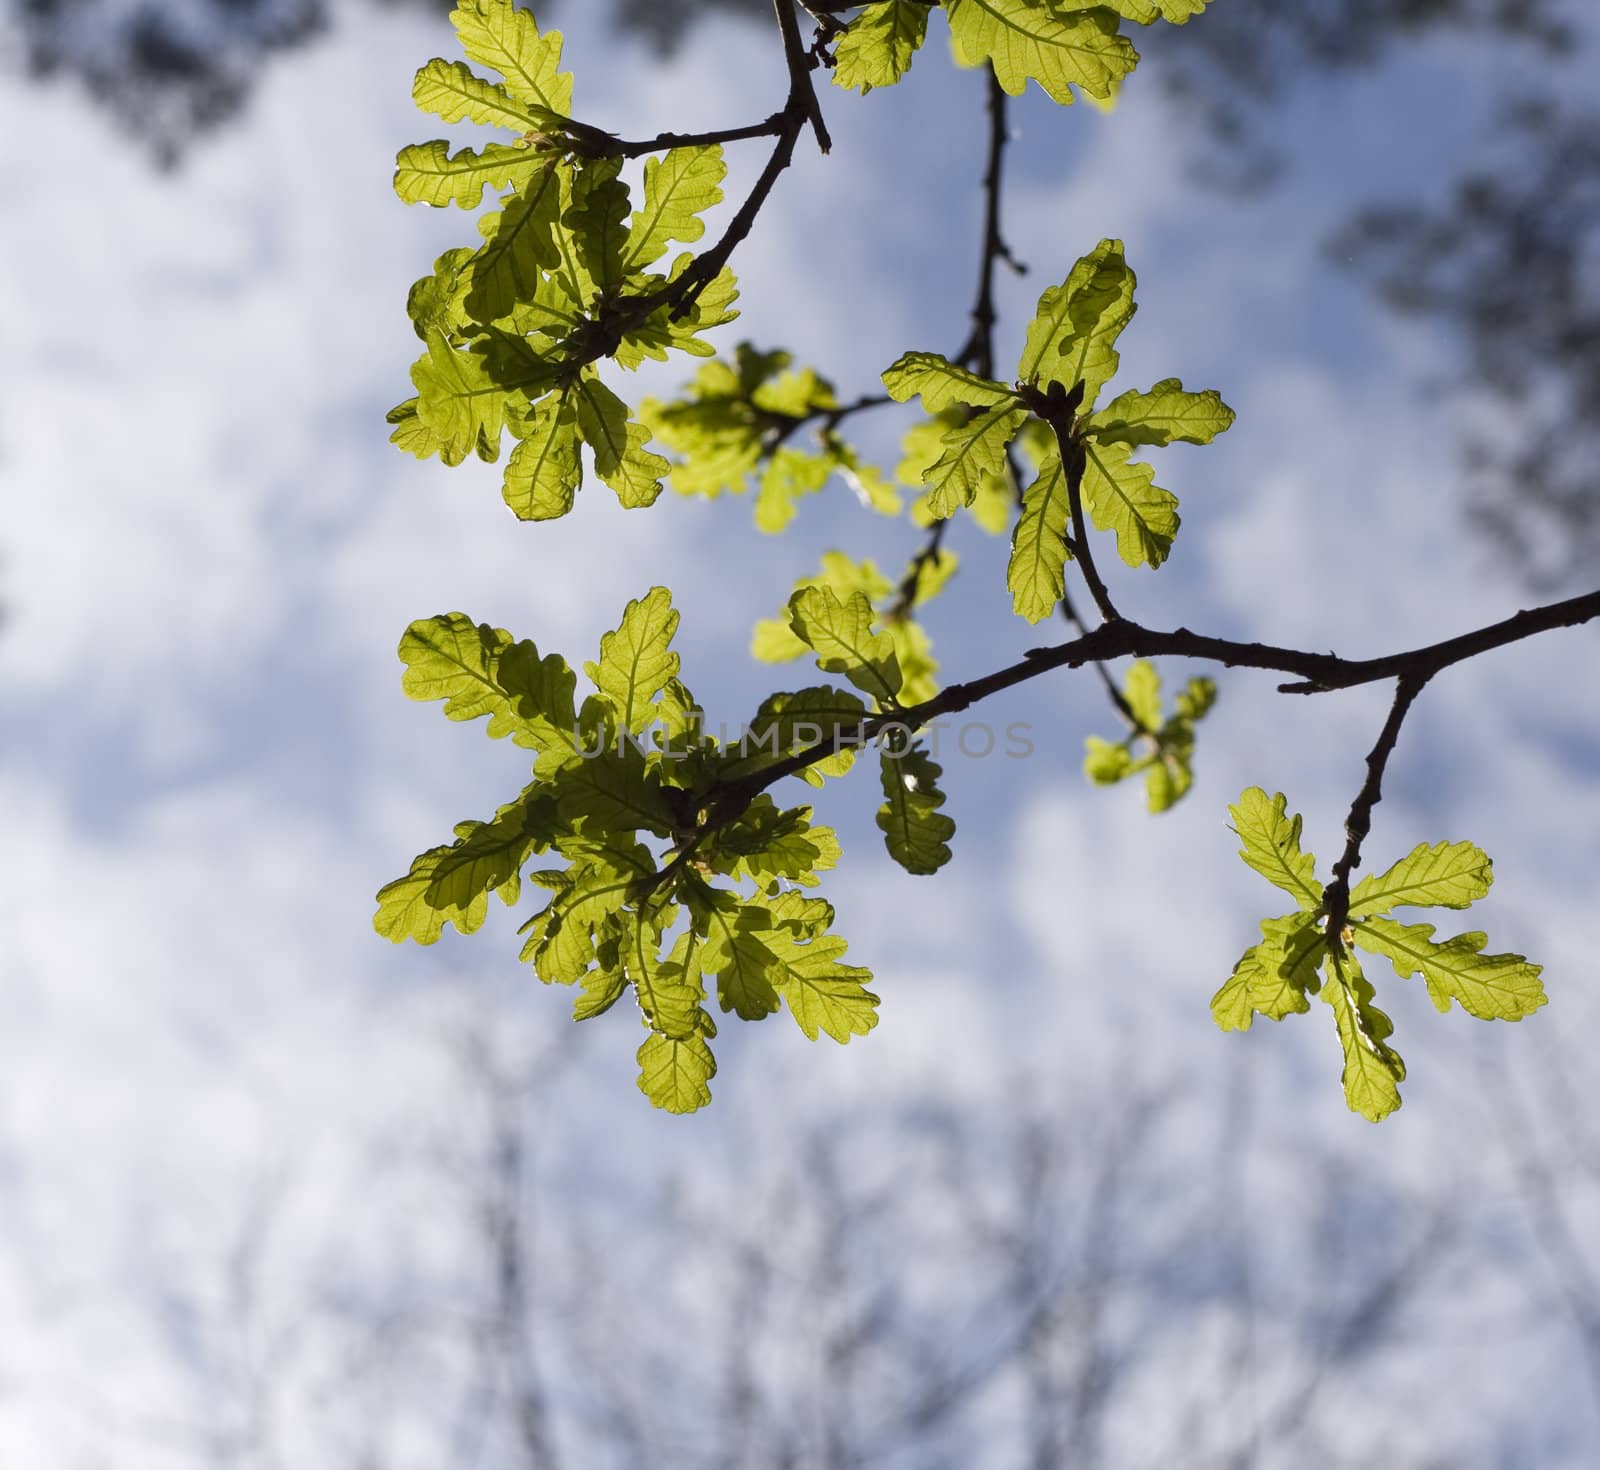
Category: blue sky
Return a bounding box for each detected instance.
[3,2,1599,1462]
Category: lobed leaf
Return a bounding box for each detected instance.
[502,392,582,519]
[450,0,574,114]
[1322,949,1405,1122]
[1007,450,1071,623]
[1230,788,1322,911]
[882,351,1014,413]
[877,744,956,874]
[1347,839,1494,917]
[920,402,1029,520]
[573,376,668,508]
[833,0,929,92]
[623,146,727,273]
[787,586,903,706]
[1080,438,1179,568]
[412,58,564,135]
[584,586,681,735]
[1017,238,1136,408]
[1089,377,1235,448]
[944,0,1139,105]
[1353,916,1546,1020]
[395,139,544,210]
[461,165,564,324]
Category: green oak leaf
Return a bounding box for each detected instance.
[573,376,668,508]
[882,351,1014,413]
[1347,839,1494,917]
[761,892,879,1043]
[502,391,582,519]
[584,586,681,734]
[833,0,929,92]
[698,889,784,1021]
[1352,917,1546,1020]
[394,140,542,208]
[1230,788,1323,912]
[1007,451,1071,623]
[388,398,460,466]
[409,789,554,917]
[1088,377,1236,449]
[549,736,676,836]
[728,686,870,786]
[397,613,579,767]
[623,146,727,273]
[1210,912,1322,1030]
[1080,438,1179,568]
[1017,238,1136,408]
[411,58,565,135]
[877,744,955,874]
[406,247,473,339]
[450,0,574,115]
[461,165,564,325]
[636,1030,717,1113]
[921,402,1029,520]
[411,329,556,463]
[624,920,709,1041]
[787,585,903,705]
[522,839,655,984]
[566,155,632,296]
[944,0,1139,105]
[1323,948,1405,1123]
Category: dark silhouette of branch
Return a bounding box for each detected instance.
[1324,672,1428,946]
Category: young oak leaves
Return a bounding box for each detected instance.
[375,588,880,1114]
[884,239,1235,621]
[1214,788,1546,1121]
[829,0,1211,103]
[1084,660,1217,811]
[389,0,737,521]
[752,549,955,708]
[640,344,900,531]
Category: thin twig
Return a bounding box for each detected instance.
[956,71,1027,378]
[1322,673,1428,946]
[889,74,1026,628]
[774,0,833,155]
[1033,387,1121,625]
[601,114,791,159]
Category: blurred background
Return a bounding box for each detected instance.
[3,1,1600,1464]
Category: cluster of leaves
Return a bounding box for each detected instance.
[641,345,901,531]
[1084,660,1216,812]
[1214,789,1546,1120]
[883,237,1235,603]
[388,0,737,519]
[375,586,969,1110]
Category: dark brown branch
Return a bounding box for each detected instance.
[1058,587,1155,736]
[955,72,1027,378]
[887,521,951,622]
[1032,384,1120,626]
[679,588,1600,851]
[1323,673,1428,947]
[774,0,832,156]
[601,114,790,160]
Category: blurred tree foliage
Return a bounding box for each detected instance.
[7,0,1592,582]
